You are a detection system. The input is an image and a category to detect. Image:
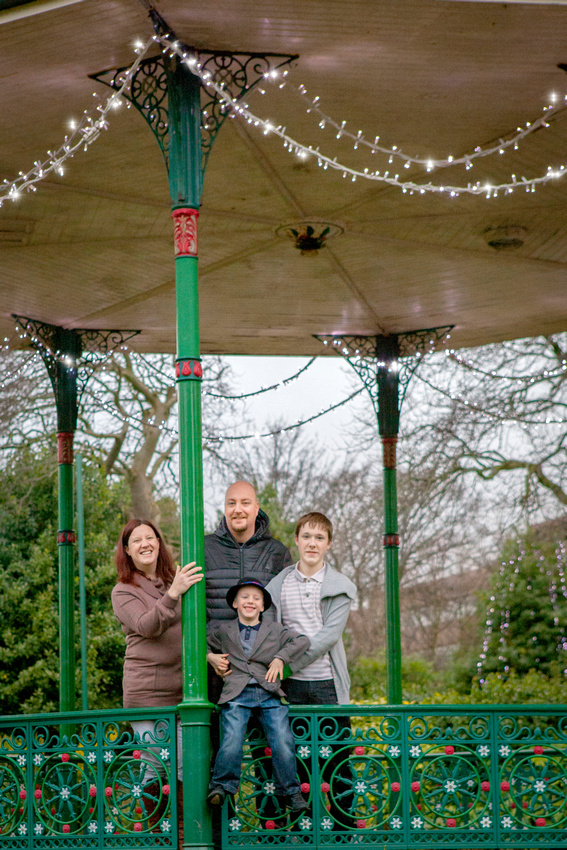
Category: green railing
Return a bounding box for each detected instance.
[1,704,567,848]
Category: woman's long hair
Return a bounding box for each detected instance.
[115,519,175,585]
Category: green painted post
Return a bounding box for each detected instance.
[76,453,88,711]
[53,327,82,714]
[166,56,212,850]
[376,336,403,705]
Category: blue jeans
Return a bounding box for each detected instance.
[210,685,301,796]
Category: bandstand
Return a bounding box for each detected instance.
[1,1,567,848]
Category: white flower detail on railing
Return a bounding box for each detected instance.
[499,745,511,757]
[34,824,43,835]
[87,752,97,763]
[17,755,26,766]
[388,745,401,757]
[161,819,171,832]
[33,754,43,766]
[390,817,402,829]
[321,817,333,830]
[534,780,546,793]
[229,818,242,831]
[132,784,142,798]
[444,780,457,793]
[60,786,71,800]
[103,750,115,763]
[297,746,311,758]
[501,816,513,828]
[481,816,492,828]
[160,748,170,760]
[411,816,423,829]
[88,822,97,833]
[319,745,332,758]
[477,745,490,757]
[410,745,422,758]
[18,825,27,835]
[263,781,276,795]
[104,822,114,833]
[299,816,312,830]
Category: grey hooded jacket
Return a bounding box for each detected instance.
[266,564,357,704]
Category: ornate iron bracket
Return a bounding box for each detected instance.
[314,327,454,432]
[13,315,140,430]
[91,37,297,173]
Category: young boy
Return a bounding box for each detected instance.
[206,578,310,811]
[266,512,356,828]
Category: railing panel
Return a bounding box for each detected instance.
[0,708,177,849]
[2,704,567,849]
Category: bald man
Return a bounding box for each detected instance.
[204,481,292,624]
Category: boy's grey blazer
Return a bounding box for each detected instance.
[207,620,309,705]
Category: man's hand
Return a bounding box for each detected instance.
[207,652,232,677]
[265,657,284,683]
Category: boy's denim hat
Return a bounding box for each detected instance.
[226,578,272,611]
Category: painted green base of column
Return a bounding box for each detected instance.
[179,704,213,850]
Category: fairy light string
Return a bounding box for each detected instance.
[288,82,567,172]
[3,31,567,202]
[0,37,154,207]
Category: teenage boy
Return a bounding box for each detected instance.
[206,579,310,812]
[266,512,356,828]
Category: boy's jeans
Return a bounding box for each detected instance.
[210,684,301,796]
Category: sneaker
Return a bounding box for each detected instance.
[288,792,309,812]
[206,788,226,807]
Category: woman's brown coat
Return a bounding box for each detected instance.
[111,575,182,708]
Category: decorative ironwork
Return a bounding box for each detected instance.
[276,220,344,255]
[175,358,203,382]
[172,208,199,256]
[91,47,297,173]
[3,705,567,847]
[314,327,453,421]
[12,316,140,403]
[0,708,176,846]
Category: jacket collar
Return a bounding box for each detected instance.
[214,509,273,546]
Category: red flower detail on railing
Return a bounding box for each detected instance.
[134,823,142,831]
[193,361,203,378]
[172,208,199,257]
[182,361,192,376]
[534,746,544,754]
[444,746,454,755]
[264,747,272,756]
[536,817,546,827]
[411,781,420,792]
[321,782,330,793]
[446,818,456,828]
[500,781,510,791]
[89,786,96,797]
[133,750,141,759]
[62,825,70,833]
[391,782,400,792]
[301,783,310,793]
[19,789,26,800]
[354,747,365,756]
[61,753,69,762]
[356,820,367,829]
[163,785,170,795]
[34,789,41,799]
[265,820,276,830]
[104,787,112,797]
[481,781,490,791]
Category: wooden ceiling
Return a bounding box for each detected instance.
[1,0,567,354]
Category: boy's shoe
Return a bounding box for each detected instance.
[206,788,226,807]
[288,792,309,812]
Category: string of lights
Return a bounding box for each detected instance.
[414,369,567,426]
[0,38,154,208]
[287,82,567,172]
[156,36,567,198]
[133,350,318,399]
[3,32,567,204]
[446,349,567,384]
[80,382,364,442]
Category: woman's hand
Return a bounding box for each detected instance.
[265,657,284,683]
[167,562,203,601]
[207,652,232,677]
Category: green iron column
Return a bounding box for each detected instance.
[315,328,452,705]
[13,316,140,714]
[375,336,403,705]
[167,57,211,850]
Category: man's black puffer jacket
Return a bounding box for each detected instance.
[204,509,292,621]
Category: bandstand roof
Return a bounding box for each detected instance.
[1,0,567,355]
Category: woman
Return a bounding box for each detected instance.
[111,518,202,835]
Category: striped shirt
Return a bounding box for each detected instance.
[280,563,333,681]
